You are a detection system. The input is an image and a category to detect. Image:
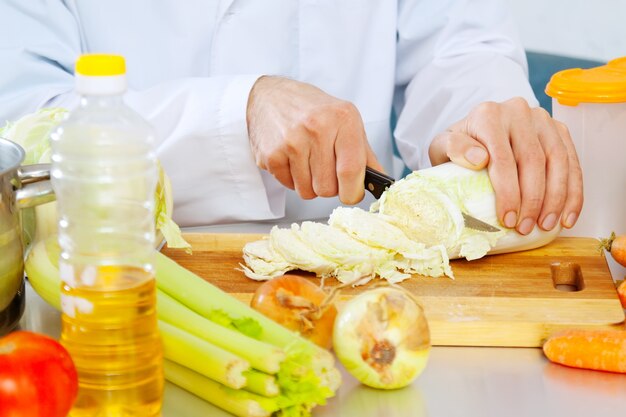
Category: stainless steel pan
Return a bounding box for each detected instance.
[0,137,54,335]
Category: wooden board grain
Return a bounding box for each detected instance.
[161,234,625,347]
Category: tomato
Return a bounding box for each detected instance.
[251,275,337,349]
[0,331,78,417]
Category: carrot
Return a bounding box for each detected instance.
[543,357,626,395]
[617,280,626,309]
[599,232,626,267]
[542,329,626,374]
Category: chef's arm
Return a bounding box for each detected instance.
[0,1,81,120]
[392,0,584,235]
[393,0,536,170]
[0,1,284,227]
[125,76,290,227]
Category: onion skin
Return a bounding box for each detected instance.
[251,275,337,349]
[333,287,430,389]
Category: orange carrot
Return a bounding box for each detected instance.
[618,280,626,309]
[543,329,626,374]
[599,232,626,267]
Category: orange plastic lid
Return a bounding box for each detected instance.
[545,57,626,106]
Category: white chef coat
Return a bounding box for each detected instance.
[0,0,536,227]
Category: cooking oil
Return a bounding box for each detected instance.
[61,266,162,417]
[51,54,164,415]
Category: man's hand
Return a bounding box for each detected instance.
[247,76,383,204]
[428,97,583,235]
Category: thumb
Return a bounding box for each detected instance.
[429,131,489,170]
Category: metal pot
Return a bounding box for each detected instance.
[0,137,54,335]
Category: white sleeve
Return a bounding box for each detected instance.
[0,0,81,120]
[394,0,538,170]
[124,76,287,227]
[0,0,285,227]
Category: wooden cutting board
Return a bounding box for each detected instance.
[161,234,625,348]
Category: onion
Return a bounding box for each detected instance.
[333,287,430,389]
[251,275,337,349]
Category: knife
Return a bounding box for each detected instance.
[364,166,501,233]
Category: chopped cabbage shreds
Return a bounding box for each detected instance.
[329,207,453,280]
[242,212,455,284]
[375,164,506,260]
[299,221,388,267]
[270,225,337,277]
[241,216,455,284]
[376,175,464,250]
[240,239,294,281]
[241,163,543,285]
[459,234,494,261]
[330,207,425,255]
[401,244,454,279]
[298,222,393,284]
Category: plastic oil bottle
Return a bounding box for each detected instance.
[50,54,163,416]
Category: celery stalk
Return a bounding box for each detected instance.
[158,291,285,374]
[243,370,280,397]
[164,360,277,417]
[155,253,342,411]
[26,236,341,416]
[160,321,250,389]
[155,253,333,362]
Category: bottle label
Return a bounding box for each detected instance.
[60,262,98,287]
[59,261,77,287]
[61,294,94,318]
[59,261,97,317]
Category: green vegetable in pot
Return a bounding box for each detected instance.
[0,108,190,252]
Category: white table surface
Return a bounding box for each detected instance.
[18,222,626,417]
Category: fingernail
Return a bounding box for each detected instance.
[464,146,488,166]
[541,213,557,230]
[504,211,517,228]
[564,212,578,228]
[518,218,535,235]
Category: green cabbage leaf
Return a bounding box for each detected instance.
[0,107,190,252]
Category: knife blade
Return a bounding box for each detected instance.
[364,166,501,233]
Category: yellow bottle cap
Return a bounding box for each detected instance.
[75,54,126,77]
[545,57,626,106]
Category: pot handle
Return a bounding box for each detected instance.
[16,163,56,209]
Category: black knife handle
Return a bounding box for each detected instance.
[364,167,395,199]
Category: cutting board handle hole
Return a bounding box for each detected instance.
[550,262,585,292]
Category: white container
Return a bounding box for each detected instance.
[546,57,626,279]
